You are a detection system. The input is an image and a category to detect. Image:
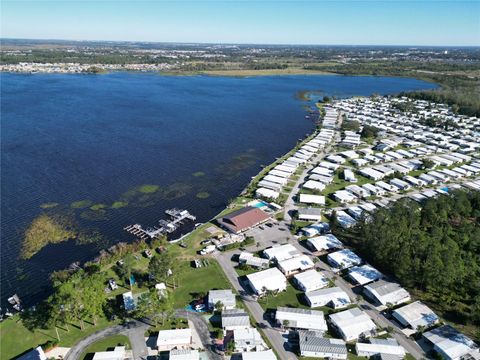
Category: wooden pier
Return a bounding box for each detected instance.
[124,208,196,240]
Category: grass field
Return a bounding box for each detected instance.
[204,68,332,76]
[0,315,118,360]
[172,258,231,308]
[80,335,130,360]
[235,265,261,277]
[258,283,308,311]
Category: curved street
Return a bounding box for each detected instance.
[64,319,149,360]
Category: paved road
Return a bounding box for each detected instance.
[215,109,428,359]
[175,310,222,360]
[64,319,149,360]
[283,111,342,222]
[215,253,297,360]
[287,240,426,359]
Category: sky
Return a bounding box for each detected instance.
[1,1,479,46]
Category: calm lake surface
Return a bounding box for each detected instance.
[0,72,436,307]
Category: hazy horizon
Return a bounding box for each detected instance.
[2,37,479,48]
[1,1,479,47]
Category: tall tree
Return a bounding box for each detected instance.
[148,251,173,283]
[78,273,106,326]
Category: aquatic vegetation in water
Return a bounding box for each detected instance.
[132,194,157,208]
[215,149,259,180]
[295,89,324,101]
[111,201,128,209]
[76,229,105,246]
[71,200,93,209]
[21,214,77,259]
[80,209,109,221]
[138,184,160,194]
[196,191,210,199]
[90,203,107,211]
[193,171,205,177]
[160,182,193,200]
[39,202,59,209]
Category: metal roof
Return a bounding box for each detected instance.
[299,331,347,355]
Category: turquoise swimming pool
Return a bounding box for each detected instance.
[251,200,269,208]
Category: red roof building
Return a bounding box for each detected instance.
[217,206,270,234]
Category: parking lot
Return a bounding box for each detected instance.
[244,219,294,249]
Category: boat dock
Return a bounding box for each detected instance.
[124,208,196,240]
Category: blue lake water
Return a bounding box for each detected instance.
[0,72,436,307]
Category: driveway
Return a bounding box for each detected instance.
[175,310,222,360]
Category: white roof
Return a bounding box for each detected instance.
[263,244,300,262]
[276,307,327,332]
[311,167,333,176]
[303,180,326,191]
[234,327,263,344]
[264,174,288,185]
[157,328,192,347]
[393,301,439,329]
[305,287,351,308]
[307,234,343,251]
[208,289,236,307]
[278,255,314,274]
[92,347,126,360]
[327,249,362,269]
[293,269,329,291]
[348,265,383,285]
[319,161,340,170]
[333,190,357,202]
[169,349,200,360]
[364,280,410,306]
[275,164,295,173]
[246,267,287,293]
[256,187,279,199]
[242,350,277,360]
[329,308,377,341]
[356,340,406,357]
[424,325,479,360]
[269,169,291,178]
[299,194,325,205]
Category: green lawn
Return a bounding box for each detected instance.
[0,255,231,359]
[258,283,308,311]
[172,259,231,308]
[146,317,189,335]
[80,335,130,360]
[0,315,119,360]
[235,265,261,277]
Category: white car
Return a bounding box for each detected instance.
[108,279,118,290]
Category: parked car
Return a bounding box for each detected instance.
[200,244,216,255]
[144,249,153,259]
[108,279,118,290]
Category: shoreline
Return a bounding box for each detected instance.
[0,68,333,76]
[1,74,439,310]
